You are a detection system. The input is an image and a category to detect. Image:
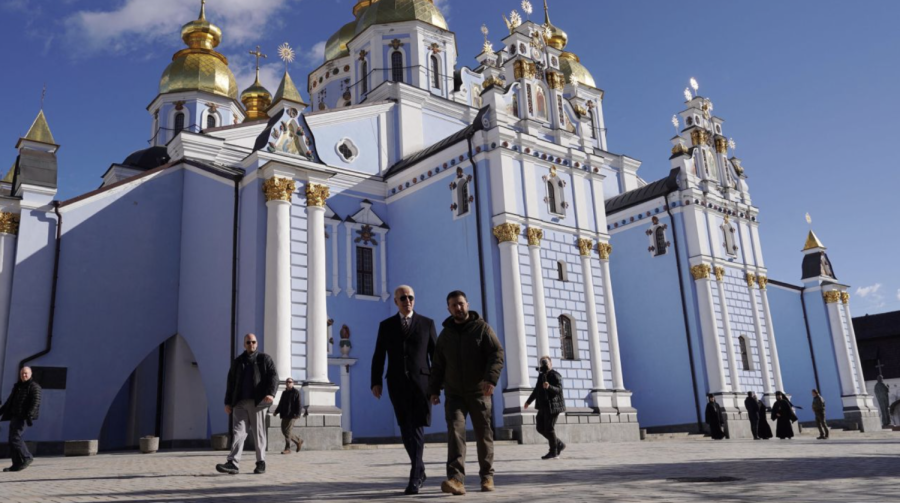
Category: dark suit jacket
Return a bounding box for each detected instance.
[371,312,437,427]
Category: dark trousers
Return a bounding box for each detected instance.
[445,394,493,484]
[536,408,560,453]
[748,416,760,439]
[399,421,425,481]
[815,412,829,438]
[8,418,32,467]
[388,379,427,482]
[280,417,301,450]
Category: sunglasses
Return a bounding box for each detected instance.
[245,341,258,345]
[399,295,414,302]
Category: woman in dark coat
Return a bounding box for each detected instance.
[771,391,796,439]
[757,398,774,440]
[524,356,567,459]
[705,394,726,440]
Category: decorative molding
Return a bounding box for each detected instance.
[745,272,757,288]
[577,238,594,257]
[492,223,521,243]
[691,264,711,280]
[526,227,543,247]
[757,275,768,290]
[514,60,537,80]
[0,212,20,235]
[597,242,612,260]
[546,71,565,91]
[262,176,296,202]
[823,290,842,304]
[714,266,725,282]
[715,136,728,154]
[841,292,850,304]
[306,183,330,207]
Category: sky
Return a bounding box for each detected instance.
[0,0,898,316]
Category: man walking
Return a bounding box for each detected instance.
[744,391,761,440]
[216,333,278,475]
[429,290,504,495]
[0,366,41,472]
[371,285,437,495]
[524,356,566,459]
[812,389,829,440]
[273,377,303,454]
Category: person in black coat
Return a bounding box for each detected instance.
[273,377,303,454]
[771,391,796,440]
[757,396,773,440]
[371,285,437,495]
[524,356,567,459]
[744,391,761,439]
[0,366,41,472]
[705,394,726,440]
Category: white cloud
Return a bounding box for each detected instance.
[303,41,326,66]
[856,283,882,298]
[896,289,900,302]
[63,0,294,56]
[433,0,451,16]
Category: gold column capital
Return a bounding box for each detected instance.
[305,183,330,207]
[262,176,297,202]
[597,242,612,260]
[0,212,20,236]
[526,227,543,247]
[745,272,757,288]
[492,223,521,243]
[691,264,711,281]
[823,290,842,304]
[757,275,768,290]
[841,292,850,304]
[714,266,725,282]
[577,238,594,257]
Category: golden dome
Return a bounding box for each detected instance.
[158,2,238,100]
[543,0,567,50]
[559,51,595,88]
[241,76,272,121]
[356,0,448,35]
[353,0,380,17]
[325,21,358,62]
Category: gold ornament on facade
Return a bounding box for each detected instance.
[263,177,297,202]
[690,264,710,280]
[514,60,536,80]
[671,143,689,156]
[549,165,557,178]
[482,76,504,89]
[715,137,728,154]
[714,266,725,282]
[493,223,521,243]
[757,275,768,290]
[823,291,841,304]
[745,272,757,288]
[0,212,20,235]
[597,242,612,260]
[690,129,709,147]
[526,227,543,246]
[573,104,587,116]
[546,71,565,91]
[305,183,330,207]
[841,292,850,304]
[577,238,594,257]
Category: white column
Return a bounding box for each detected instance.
[0,212,19,389]
[692,264,728,394]
[527,227,550,360]
[328,358,358,433]
[263,177,295,382]
[493,223,530,407]
[306,183,330,385]
[825,290,856,395]
[579,239,607,394]
[757,276,784,392]
[597,243,624,390]
[747,272,774,398]
[330,222,340,296]
[714,267,741,393]
[842,293,866,394]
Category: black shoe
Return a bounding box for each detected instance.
[253,461,266,474]
[20,458,32,471]
[542,451,559,460]
[3,465,21,472]
[418,472,427,487]
[557,441,566,456]
[404,483,419,495]
[215,461,239,474]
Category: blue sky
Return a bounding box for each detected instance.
[1,0,898,315]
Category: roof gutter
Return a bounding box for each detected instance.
[20,201,62,370]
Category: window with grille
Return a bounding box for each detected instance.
[655,227,667,256]
[174,113,185,133]
[457,180,469,216]
[431,55,441,89]
[739,336,752,370]
[589,109,597,139]
[391,52,404,83]
[206,114,216,129]
[724,224,736,256]
[547,180,558,214]
[560,315,575,360]
[361,61,368,94]
[356,246,374,296]
[557,260,566,282]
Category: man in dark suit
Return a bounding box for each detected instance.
[372,285,437,495]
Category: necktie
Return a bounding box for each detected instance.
[401,316,410,332]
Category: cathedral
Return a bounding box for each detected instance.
[0,0,881,451]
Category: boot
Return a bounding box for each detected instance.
[215,460,239,474]
[254,461,266,474]
[294,438,303,452]
[440,478,466,495]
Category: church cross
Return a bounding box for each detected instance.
[876,359,885,377]
[249,45,268,75]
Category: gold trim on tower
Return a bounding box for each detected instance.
[546,71,565,91]
[691,264,710,280]
[597,242,612,260]
[0,212,20,235]
[493,223,521,243]
[714,266,725,282]
[263,177,296,202]
[526,227,543,247]
[577,238,594,257]
[305,183,330,207]
[841,292,850,304]
[745,272,757,288]
[715,137,728,154]
[757,275,768,290]
[823,291,842,304]
[514,60,537,80]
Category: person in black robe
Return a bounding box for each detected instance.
[771,391,796,439]
[705,394,726,440]
[757,397,773,440]
[744,391,761,439]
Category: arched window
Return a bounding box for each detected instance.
[560,315,575,360]
[739,336,752,371]
[535,87,547,119]
[457,180,469,216]
[547,180,558,214]
[174,112,185,133]
[431,55,441,89]
[356,246,374,296]
[556,260,567,282]
[588,109,597,139]
[511,93,520,118]
[361,60,368,94]
[391,51,404,83]
[723,220,736,256]
[655,227,667,256]
[206,114,217,129]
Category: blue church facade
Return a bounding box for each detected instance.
[0,0,881,452]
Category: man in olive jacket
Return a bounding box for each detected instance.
[0,366,41,472]
[429,290,504,495]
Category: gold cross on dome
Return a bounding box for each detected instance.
[249,45,267,73]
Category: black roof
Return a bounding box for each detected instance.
[853,311,900,341]
[605,168,679,215]
[122,146,170,171]
[385,106,489,179]
[801,251,837,281]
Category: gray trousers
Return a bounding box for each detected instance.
[227,399,268,467]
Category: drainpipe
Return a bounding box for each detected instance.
[20,201,62,370]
